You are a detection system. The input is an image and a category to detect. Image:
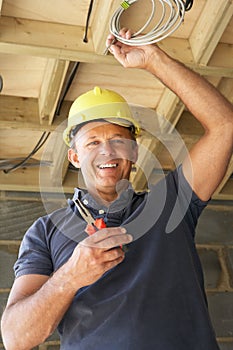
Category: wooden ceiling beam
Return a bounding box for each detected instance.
[0,16,94,52]
[214,156,233,196]
[0,167,40,192]
[130,136,160,191]
[208,43,233,70]
[91,0,120,54]
[0,0,3,15]
[189,0,233,65]
[150,88,185,184]
[0,166,77,194]
[217,78,233,104]
[156,89,185,133]
[0,15,232,77]
[212,178,233,201]
[189,64,233,79]
[130,132,200,191]
[0,95,39,124]
[43,129,70,188]
[0,95,70,131]
[38,59,69,125]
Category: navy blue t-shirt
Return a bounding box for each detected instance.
[14,166,220,350]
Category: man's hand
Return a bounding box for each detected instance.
[106,29,157,70]
[67,227,133,288]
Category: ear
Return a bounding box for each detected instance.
[132,143,138,164]
[68,148,81,169]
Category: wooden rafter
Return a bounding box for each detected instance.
[91,0,121,54]
[0,16,93,52]
[0,96,69,131]
[0,0,3,15]
[189,0,233,65]
[156,89,185,133]
[38,59,69,125]
[214,156,233,196]
[130,135,160,191]
[138,88,185,185]
[43,130,70,188]
[0,15,232,77]
[218,78,233,104]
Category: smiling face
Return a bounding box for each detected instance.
[68,121,138,203]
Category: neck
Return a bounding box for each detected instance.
[88,180,130,207]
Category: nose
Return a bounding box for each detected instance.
[99,141,116,156]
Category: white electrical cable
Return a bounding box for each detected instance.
[109,0,186,46]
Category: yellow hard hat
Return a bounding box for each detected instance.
[63,86,140,146]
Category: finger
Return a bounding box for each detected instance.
[99,234,132,249]
[81,227,133,249]
[106,33,117,48]
[119,28,133,39]
[107,44,129,66]
[103,255,125,271]
[88,227,127,243]
[88,234,132,249]
[106,33,115,42]
[103,247,125,262]
[85,224,96,235]
[102,251,125,271]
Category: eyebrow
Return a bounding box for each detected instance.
[86,133,125,141]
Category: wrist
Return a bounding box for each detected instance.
[50,259,83,295]
[144,45,173,77]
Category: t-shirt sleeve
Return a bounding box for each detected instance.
[163,165,210,236]
[14,218,53,278]
[176,164,210,231]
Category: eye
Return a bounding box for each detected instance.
[110,139,124,145]
[86,140,100,147]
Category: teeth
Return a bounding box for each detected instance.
[99,163,117,169]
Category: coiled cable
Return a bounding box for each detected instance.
[109,0,192,46]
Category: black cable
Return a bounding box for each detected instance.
[83,0,95,43]
[55,62,80,116]
[184,0,193,11]
[0,159,51,170]
[3,132,50,174]
[0,75,3,92]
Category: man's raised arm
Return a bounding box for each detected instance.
[107,30,233,200]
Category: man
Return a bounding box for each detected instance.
[1,29,233,350]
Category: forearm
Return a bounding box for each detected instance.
[1,263,79,350]
[146,46,233,130]
[1,227,131,350]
